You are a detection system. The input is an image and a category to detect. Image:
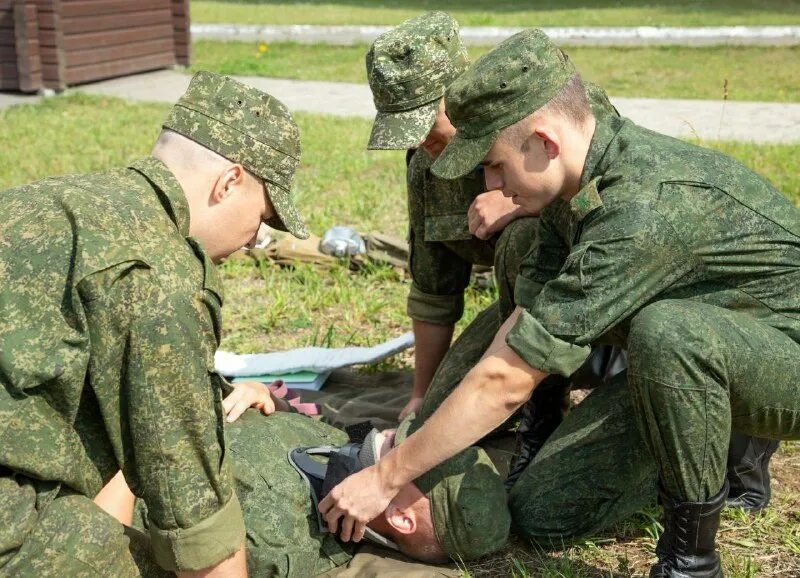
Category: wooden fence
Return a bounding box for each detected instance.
[0,0,190,92]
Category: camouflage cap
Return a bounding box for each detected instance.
[164,70,309,239]
[366,11,469,150]
[395,417,510,561]
[431,29,576,180]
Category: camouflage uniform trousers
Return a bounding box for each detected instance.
[0,473,168,578]
[411,302,652,540]
[626,300,800,502]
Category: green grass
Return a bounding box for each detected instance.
[191,0,800,27]
[1,92,799,578]
[192,41,800,103]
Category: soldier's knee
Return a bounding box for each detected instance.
[628,300,719,388]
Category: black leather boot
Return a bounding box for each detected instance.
[650,482,727,578]
[726,432,779,512]
[504,375,570,490]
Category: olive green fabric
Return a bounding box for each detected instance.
[0,473,168,577]
[407,81,618,325]
[0,157,245,573]
[136,411,353,578]
[503,110,800,500]
[395,417,511,562]
[366,12,469,150]
[301,369,413,431]
[229,412,353,576]
[507,110,800,376]
[319,544,459,577]
[627,300,800,501]
[406,148,536,324]
[164,70,308,239]
[509,376,658,542]
[432,29,576,179]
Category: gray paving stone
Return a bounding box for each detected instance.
[192,24,800,47]
[3,70,799,144]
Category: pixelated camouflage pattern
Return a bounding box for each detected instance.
[409,301,658,542]
[367,12,469,150]
[432,29,576,179]
[0,157,244,572]
[164,71,309,239]
[406,82,617,324]
[626,300,800,501]
[395,417,511,561]
[506,111,800,500]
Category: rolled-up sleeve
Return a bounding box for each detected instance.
[507,199,694,376]
[406,151,471,325]
[84,261,246,572]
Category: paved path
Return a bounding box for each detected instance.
[193,24,800,46]
[3,70,800,143]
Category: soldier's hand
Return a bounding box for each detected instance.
[468,189,522,240]
[398,396,424,421]
[222,380,284,422]
[318,464,397,543]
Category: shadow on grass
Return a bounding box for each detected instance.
[203,0,799,19]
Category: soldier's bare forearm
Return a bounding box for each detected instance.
[411,319,454,398]
[93,470,136,526]
[380,338,546,492]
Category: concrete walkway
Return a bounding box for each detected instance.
[193,24,800,46]
[3,69,800,143]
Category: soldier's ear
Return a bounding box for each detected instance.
[385,503,416,535]
[211,164,246,205]
[534,127,560,160]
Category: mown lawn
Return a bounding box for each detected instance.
[191,0,800,27]
[192,41,800,103]
[1,93,798,576]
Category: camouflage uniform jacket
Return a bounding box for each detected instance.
[406,149,493,325]
[508,110,800,376]
[0,157,245,571]
[224,411,354,577]
[406,82,621,326]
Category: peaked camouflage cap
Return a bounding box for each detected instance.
[432,29,576,180]
[395,417,510,561]
[366,11,469,150]
[164,70,308,239]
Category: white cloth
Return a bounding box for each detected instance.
[215,332,414,377]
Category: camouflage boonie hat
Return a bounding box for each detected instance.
[366,11,469,150]
[432,29,576,180]
[395,417,510,561]
[164,70,309,239]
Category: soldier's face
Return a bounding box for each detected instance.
[480,121,566,216]
[195,165,272,262]
[419,99,456,159]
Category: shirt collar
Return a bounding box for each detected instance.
[579,110,627,191]
[128,156,191,238]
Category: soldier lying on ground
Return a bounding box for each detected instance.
[95,394,510,578]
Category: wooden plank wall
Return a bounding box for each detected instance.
[59,0,176,86]
[172,0,189,66]
[0,1,183,91]
[0,2,18,89]
[0,1,42,92]
[14,1,42,91]
[36,0,66,90]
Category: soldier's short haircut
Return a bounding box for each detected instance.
[537,73,591,126]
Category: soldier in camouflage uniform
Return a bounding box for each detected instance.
[0,71,308,577]
[324,30,799,578]
[427,30,799,577]
[366,12,539,421]
[365,12,628,484]
[132,410,510,577]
